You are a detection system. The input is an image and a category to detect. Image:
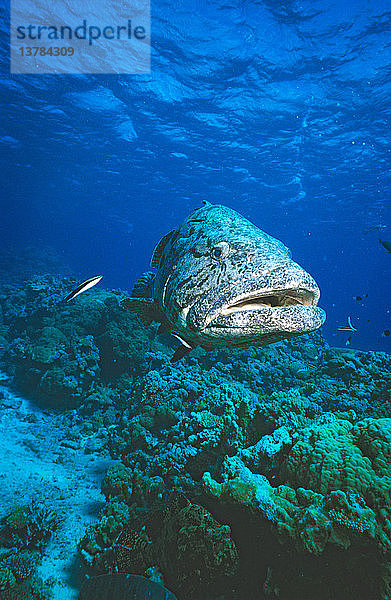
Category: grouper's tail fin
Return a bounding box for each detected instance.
[120,272,162,326]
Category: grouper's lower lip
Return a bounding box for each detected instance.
[208,305,326,333]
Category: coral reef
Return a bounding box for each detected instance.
[0,500,59,600]
[0,502,61,554]
[0,274,167,409]
[101,464,133,502]
[78,493,238,599]
[0,549,52,600]
[1,274,391,599]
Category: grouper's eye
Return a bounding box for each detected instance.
[211,241,230,260]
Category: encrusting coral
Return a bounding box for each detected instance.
[280,417,391,550]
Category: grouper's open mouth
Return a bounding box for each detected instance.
[220,287,316,315]
[187,264,326,336]
[209,285,325,334]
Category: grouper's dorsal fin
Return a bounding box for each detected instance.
[151,230,175,269]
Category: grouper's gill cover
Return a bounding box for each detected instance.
[122,203,326,361]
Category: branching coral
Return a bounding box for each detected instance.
[0,549,51,600]
[1,502,61,554]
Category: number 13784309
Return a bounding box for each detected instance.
[19,46,74,56]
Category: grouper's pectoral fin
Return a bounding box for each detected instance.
[131,271,155,298]
[157,322,170,334]
[121,271,164,326]
[120,297,161,325]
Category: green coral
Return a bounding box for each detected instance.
[202,417,391,571]
[101,463,132,501]
[203,469,332,555]
[203,464,385,556]
[280,418,391,524]
[198,416,391,598]
[202,469,263,507]
[27,327,68,364]
[78,499,132,572]
[252,387,307,437]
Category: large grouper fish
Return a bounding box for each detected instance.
[122,203,326,362]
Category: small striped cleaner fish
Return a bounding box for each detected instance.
[63,275,102,302]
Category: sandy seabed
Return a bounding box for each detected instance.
[0,372,112,600]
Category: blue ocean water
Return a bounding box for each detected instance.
[1,0,390,353]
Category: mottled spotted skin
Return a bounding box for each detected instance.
[132,203,325,351]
